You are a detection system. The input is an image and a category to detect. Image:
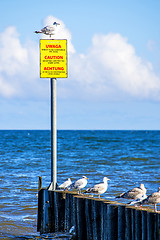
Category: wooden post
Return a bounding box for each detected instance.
[118,205,125,240]
[107,204,118,240]
[88,199,101,240]
[52,191,65,232]
[38,176,42,191]
[85,198,93,240]
[65,193,76,232]
[142,210,147,240]
[135,209,142,240]
[131,208,135,240]
[147,211,159,240]
[76,197,87,240]
[37,189,50,234]
[102,202,108,240]
[125,207,132,240]
[64,193,71,232]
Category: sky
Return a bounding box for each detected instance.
[0,0,160,130]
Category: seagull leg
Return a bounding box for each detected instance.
[154,204,157,212]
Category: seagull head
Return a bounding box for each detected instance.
[82,176,88,179]
[140,183,145,190]
[103,177,110,182]
[53,22,60,26]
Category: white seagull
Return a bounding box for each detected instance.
[70,176,88,194]
[35,22,60,37]
[85,177,110,199]
[59,178,72,190]
[140,187,160,212]
[116,183,147,200]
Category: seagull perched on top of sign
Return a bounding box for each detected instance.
[35,22,60,37]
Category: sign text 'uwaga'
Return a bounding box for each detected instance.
[40,39,67,78]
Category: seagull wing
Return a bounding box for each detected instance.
[86,182,107,194]
[74,179,84,188]
[59,179,72,189]
[94,183,106,191]
[125,188,143,199]
[42,25,56,31]
[146,192,160,204]
[117,187,143,199]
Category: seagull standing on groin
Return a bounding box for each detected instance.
[70,176,88,194]
[85,177,110,199]
[116,183,147,200]
[35,22,60,37]
[58,178,72,190]
[139,187,160,212]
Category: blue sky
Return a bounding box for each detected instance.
[0,0,160,130]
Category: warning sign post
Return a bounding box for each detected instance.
[40,39,67,78]
[39,38,68,191]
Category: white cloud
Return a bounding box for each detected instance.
[0,26,48,99]
[0,26,28,74]
[0,17,160,101]
[68,33,160,100]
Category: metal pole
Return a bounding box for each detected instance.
[51,78,57,190]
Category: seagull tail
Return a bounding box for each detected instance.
[128,199,141,206]
[35,31,42,34]
[128,195,148,206]
[115,192,125,198]
[68,183,74,190]
[85,187,94,193]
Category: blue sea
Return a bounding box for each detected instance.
[0,130,160,239]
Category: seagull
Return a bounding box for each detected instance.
[70,176,88,194]
[35,22,60,37]
[116,183,147,200]
[58,178,72,190]
[85,177,110,199]
[139,187,160,212]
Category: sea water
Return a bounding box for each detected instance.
[0,130,160,239]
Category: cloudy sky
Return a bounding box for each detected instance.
[0,0,160,129]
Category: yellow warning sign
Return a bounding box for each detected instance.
[40,39,67,78]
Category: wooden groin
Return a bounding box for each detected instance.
[37,189,160,240]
